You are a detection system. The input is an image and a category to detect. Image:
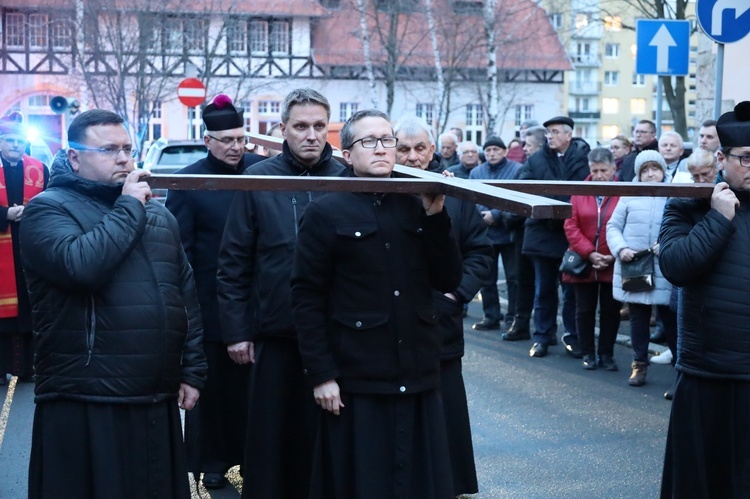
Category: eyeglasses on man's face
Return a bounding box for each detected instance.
[2,136,27,145]
[634,129,654,135]
[73,144,138,159]
[727,153,750,168]
[207,134,248,147]
[350,136,398,149]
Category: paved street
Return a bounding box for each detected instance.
[0,297,673,499]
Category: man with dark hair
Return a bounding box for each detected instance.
[620,119,658,182]
[660,101,750,497]
[293,109,462,498]
[519,116,590,358]
[469,136,523,332]
[165,95,264,489]
[20,109,207,498]
[0,112,48,385]
[698,119,721,153]
[217,88,346,499]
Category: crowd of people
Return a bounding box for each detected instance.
[3,87,750,498]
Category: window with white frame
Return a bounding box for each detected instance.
[416,103,434,125]
[28,14,48,48]
[270,21,289,54]
[339,103,359,122]
[630,98,647,114]
[28,95,51,107]
[240,101,252,131]
[574,97,590,112]
[227,19,247,53]
[249,20,291,54]
[549,13,563,29]
[465,104,483,144]
[575,13,590,30]
[602,98,619,114]
[163,17,183,52]
[51,16,72,49]
[184,18,205,52]
[187,106,202,140]
[6,13,25,48]
[604,16,622,31]
[258,100,281,115]
[632,73,646,86]
[605,43,620,58]
[514,104,533,126]
[149,101,163,141]
[604,71,619,86]
[249,21,268,53]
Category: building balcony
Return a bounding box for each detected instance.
[569,111,601,120]
[569,82,601,94]
[571,55,601,67]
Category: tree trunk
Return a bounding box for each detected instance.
[483,0,498,136]
[356,0,379,109]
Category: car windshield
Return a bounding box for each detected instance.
[158,145,207,166]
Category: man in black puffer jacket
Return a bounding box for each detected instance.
[518,116,590,358]
[20,110,207,499]
[659,101,750,499]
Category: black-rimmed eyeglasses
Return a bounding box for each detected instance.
[727,153,750,167]
[71,144,138,159]
[206,134,248,146]
[350,136,398,149]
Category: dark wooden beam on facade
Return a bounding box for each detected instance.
[482,180,714,198]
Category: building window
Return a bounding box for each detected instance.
[6,13,25,48]
[227,19,247,53]
[602,125,619,139]
[164,17,183,52]
[149,101,163,142]
[549,13,563,29]
[604,16,622,31]
[605,43,620,58]
[184,18,205,52]
[632,73,646,86]
[573,42,591,63]
[604,71,619,86]
[187,107,202,140]
[602,98,619,114]
[250,20,291,54]
[28,13,48,49]
[240,100,253,131]
[270,21,290,54]
[28,95,51,107]
[258,100,280,114]
[51,16,72,49]
[465,104,483,145]
[574,97,590,112]
[631,98,647,114]
[249,21,267,53]
[575,13,590,30]
[339,102,359,122]
[416,103,434,125]
[514,105,534,126]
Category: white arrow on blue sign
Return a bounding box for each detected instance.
[636,20,691,76]
[696,0,750,44]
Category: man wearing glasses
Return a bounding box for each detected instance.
[20,109,207,498]
[619,119,658,182]
[218,88,346,499]
[659,102,750,497]
[165,95,263,490]
[0,112,48,386]
[292,109,462,498]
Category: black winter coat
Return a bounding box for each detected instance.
[518,138,591,258]
[20,156,207,403]
[165,152,264,342]
[292,190,463,394]
[217,142,347,344]
[659,183,750,379]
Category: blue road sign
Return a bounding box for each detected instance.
[636,20,691,76]
[697,0,750,44]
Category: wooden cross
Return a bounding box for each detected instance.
[146,133,714,220]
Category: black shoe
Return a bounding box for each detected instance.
[502,325,530,341]
[561,334,583,359]
[202,473,227,490]
[582,354,597,370]
[664,379,677,400]
[472,319,500,331]
[597,355,619,372]
[529,342,548,358]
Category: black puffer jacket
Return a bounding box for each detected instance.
[20,154,207,403]
[217,142,347,343]
[518,138,590,258]
[659,182,750,379]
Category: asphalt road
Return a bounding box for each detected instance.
[0,297,673,499]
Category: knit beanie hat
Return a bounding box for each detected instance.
[483,136,506,149]
[634,150,667,176]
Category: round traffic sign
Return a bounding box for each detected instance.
[177,78,207,107]
[696,0,750,44]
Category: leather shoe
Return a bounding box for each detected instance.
[202,473,227,490]
[502,325,530,341]
[472,319,500,331]
[597,355,619,372]
[529,342,548,358]
[561,334,582,359]
[582,354,597,370]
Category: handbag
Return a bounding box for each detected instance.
[621,249,655,292]
[559,249,591,277]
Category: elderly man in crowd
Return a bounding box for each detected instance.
[438,132,461,170]
[658,131,688,181]
[447,141,482,178]
[686,146,719,184]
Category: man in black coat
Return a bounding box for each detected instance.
[20,109,207,498]
[292,109,463,498]
[217,88,347,499]
[619,119,658,182]
[394,116,492,496]
[165,95,264,489]
[518,116,590,358]
[659,101,750,498]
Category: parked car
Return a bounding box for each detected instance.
[140,138,207,202]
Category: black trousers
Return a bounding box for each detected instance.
[573,282,621,357]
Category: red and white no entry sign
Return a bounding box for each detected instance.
[177,78,207,107]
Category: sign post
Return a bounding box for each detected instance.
[695,0,750,118]
[177,78,207,140]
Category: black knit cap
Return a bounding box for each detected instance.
[543,116,575,129]
[0,111,24,136]
[202,94,244,131]
[483,136,506,149]
[717,101,750,148]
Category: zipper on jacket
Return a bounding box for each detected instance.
[85,294,96,366]
[291,196,299,237]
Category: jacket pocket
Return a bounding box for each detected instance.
[334,223,386,272]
